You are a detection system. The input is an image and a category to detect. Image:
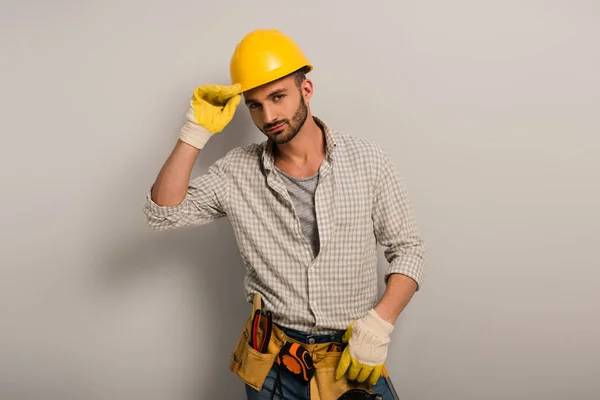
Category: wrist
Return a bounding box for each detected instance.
[363,309,394,337]
[372,304,397,325]
[178,107,214,149]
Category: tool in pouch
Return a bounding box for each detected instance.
[248,293,315,399]
[268,340,317,400]
[249,307,273,354]
[277,341,316,381]
[245,294,395,400]
[249,293,315,379]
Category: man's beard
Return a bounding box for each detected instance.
[261,96,308,145]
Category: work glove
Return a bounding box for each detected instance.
[178,83,242,149]
[335,309,394,385]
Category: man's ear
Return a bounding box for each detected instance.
[301,78,314,102]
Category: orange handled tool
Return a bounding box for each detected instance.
[276,342,315,382]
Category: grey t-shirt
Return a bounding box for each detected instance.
[275,166,320,258]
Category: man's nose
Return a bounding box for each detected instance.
[263,105,278,125]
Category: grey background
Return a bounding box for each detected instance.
[1,1,599,399]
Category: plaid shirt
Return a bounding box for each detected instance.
[144,117,426,333]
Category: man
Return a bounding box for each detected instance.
[144,29,426,400]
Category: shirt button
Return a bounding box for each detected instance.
[308,337,316,344]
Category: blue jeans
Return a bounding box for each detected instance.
[244,326,399,400]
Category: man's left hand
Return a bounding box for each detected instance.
[335,309,394,385]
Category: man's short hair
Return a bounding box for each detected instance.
[292,68,307,88]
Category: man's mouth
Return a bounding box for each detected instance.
[266,122,286,134]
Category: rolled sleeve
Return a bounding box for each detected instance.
[143,156,229,230]
[372,148,426,290]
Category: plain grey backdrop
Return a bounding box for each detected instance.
[1,0,599,399]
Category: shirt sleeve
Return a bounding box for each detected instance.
[372,147,426,290]
[143,155,229,230]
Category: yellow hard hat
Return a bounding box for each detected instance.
[230,29,313,92]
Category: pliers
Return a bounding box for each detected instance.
[249,309,272,353]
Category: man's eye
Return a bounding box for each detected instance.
[249,103,260,110]
[274,95,285,101]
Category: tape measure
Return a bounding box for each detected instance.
[276,341,315,382]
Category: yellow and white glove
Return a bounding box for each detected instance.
[335,309,394,385]
[178,83,242,149]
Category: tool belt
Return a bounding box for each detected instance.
[229,293,390,400]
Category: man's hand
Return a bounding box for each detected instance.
[178,83,242,149]
[151,83,242,206]
[335,309,394,385]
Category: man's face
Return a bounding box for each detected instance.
[243,75,310,145]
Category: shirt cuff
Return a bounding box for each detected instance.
[143,188,187,218]
[384,254,425,290]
